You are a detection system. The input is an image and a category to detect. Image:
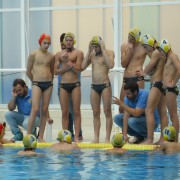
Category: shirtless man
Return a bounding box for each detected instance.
[50,130,80,153]
[18,134,39,156]
[120,27,147,113]
[81,36,115,143]
[54,32,84,143]
[106,133,127,154]
[160,39,180,142]
[26,33,55,142]
[136,35,168,144]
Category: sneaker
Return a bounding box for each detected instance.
[11,132,23,141]
[131,136,145,144]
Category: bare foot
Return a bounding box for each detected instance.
[105,138,110,143]
[141,139,153,145]
[154,139,163,145]
[38,138,46,143]
[91,138,99,143]
[74,137,79,143]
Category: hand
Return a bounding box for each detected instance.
[90,49,96,57]
[165,80,175,88]
[47,118,53,125]
[136,70,144,77]
[99,40,105,51]
[61,51,68,62]
[111,96,120,106]
[67,61,74,68]
[12,89,18,97]
[123,134,130,143]
[125,43,133,55]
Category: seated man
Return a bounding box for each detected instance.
[106,133,127,154]
[112,81,160,144]
[5,79,53,141]
[50,130,80,153]
[18,134,39,156]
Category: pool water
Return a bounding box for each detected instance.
[0,148,180,180]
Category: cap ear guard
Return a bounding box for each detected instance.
[157,38,171,54]
[90,36,102,45]
[141,34,156,48]
[129,27,141,42]
[63,32,76,45]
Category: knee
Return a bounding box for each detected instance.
[128,117,137,127]
[5,111,13,122]
[113,114,123,126]
[104,109,112,117]
[32,106,40,115]
[93,110,100,118]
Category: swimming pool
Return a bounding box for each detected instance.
[1,148,180,180]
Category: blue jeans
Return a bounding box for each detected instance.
[114,113,159,138]
[5,111,40,135]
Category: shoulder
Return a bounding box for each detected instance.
[75,49,84,55]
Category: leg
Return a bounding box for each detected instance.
[60,88,70,130]
[143,87,162,144]
[5,111,24,140]
[27,86,41,135]
[38,86,53,142]
[71,86,81,143]
[90,89,101,143]
[166,92,179,142]
[156,95,168,144]
[102,87,113,143]
[119,82,125,113]
[128,116,147,138]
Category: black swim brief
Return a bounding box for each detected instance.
[60,81,81,94]
[32,81,53,92]
[165,86,179,96]
[91,83,111,94]
[123,76,144,83]
[150,81,165,95]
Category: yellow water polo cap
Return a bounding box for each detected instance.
[23,134,37,149]
[129,27,141,42]
[141,34,156,47]
[64,32,76,45]
[90,36,102,45]
[57,130,72,144]
[111,133,125,148]
[157,38,171,54]
[163,125,176,141]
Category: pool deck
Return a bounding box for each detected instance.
[0,108,167,143]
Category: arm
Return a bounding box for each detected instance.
[100,41,114,69]
[122,110,130,142]
[68,50,84,73]
[81,44,92,71]
[121,43,133,68]
[54,52,71,76]
[50,55,55,79]
[26,53,35,81]
[172,54,180,85]
[7,89,17,111]
[112,96,145,117]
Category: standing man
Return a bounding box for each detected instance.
[26,33,55,142]
[120,27,147,113]
[54,32,84,143]
[82,36,115,143]
[57,33,83,141]
[161,39,180,142]
[113,81,160,144]
[136,36,169,144]
[5,79,39,141]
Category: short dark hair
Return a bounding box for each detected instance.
[60,33,66,43]
[124,81,139,93]
[13,79,26,87]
